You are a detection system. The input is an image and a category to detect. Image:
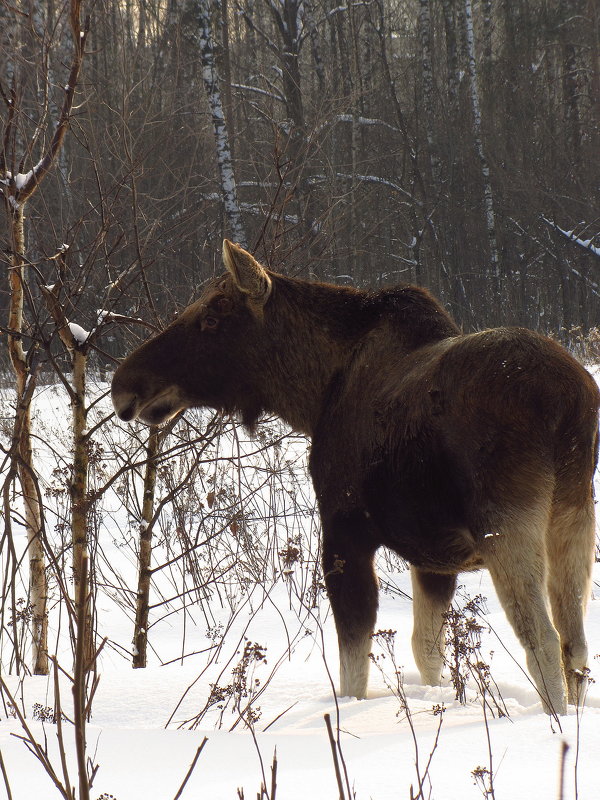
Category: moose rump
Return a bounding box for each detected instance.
[112,240,599,716]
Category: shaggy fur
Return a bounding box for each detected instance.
[112,241,599,715]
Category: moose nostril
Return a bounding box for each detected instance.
[112,391,138,422]
[116,403,136,422]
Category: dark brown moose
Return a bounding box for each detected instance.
[112,240,599,715]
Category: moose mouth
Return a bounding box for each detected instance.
[138,400,179,425]
[113,387,184,426]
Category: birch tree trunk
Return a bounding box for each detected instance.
[41,282,94,663]
[197,0,247,246]
[72,346,93,660]
[464,0,500,297]
[1,0,89,674]
[6,204,48,676]
[219,0,235,161]
[133,426,160,669]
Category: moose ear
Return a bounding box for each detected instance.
[222,240,272,306]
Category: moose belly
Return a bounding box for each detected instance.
[362,457,479,573]
[379,521,482,574]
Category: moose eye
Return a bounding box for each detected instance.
[202,314,219,332]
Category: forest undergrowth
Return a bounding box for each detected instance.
[0,362,598,799]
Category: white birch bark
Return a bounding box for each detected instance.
[1,0,88,675]
[464,0,500,288]
[197,0,247,247]
[5,204,49,676]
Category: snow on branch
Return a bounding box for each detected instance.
[542,217,600,259]
[324,3,372,21]
[310,172,420,205]
[40,284,82,351]
[315,114,400,137]
[94,310,162,335]
[0,0,89,208]
[68,322,90,344]
[231,84,285,103]
[336,114,399,132]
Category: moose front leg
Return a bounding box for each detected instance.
[322,514,379,699]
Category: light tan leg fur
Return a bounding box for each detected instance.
[411,567,457,685]
[546,497,595,705]
[482,500,567,716]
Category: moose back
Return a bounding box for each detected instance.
[112,240,599,715]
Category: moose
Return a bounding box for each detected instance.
[112,240,599,715]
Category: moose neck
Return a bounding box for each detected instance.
[256,275,459,436]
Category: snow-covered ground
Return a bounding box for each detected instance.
[0,379,599,799]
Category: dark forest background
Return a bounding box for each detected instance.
[2,0,599,371]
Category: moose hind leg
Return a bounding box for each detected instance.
[547,497,595,705]
[411,568,457,685]
[483,505,566,715]
[323,520,379,699]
